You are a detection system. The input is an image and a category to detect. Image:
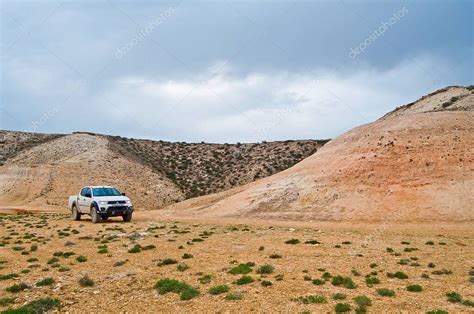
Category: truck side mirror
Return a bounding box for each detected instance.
[122,193,126,196]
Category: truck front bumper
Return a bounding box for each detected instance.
[98,205,134,217]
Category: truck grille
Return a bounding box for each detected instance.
[107,201,126,204]
[108,206,127,211]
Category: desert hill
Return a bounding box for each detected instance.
[164,86,474,222]
[0,131,325,210]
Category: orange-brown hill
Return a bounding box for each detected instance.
[164,86,474,222]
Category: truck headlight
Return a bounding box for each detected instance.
[99,201,107,205]
[125,200,132,205]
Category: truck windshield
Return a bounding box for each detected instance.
[92,188,122,197]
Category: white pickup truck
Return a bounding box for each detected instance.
[68,186,134,223]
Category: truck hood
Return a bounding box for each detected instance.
[94,196,131,202]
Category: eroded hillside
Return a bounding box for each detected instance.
[164,86,474,222]
[0,131,64,166]
[108,137,327,198]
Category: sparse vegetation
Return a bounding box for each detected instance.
[208,285,229,295]
[36,277,54,286]
[154,278,200,300]
[1,298,60,313]
[407,284,423,292]
[6,282,28,293]
[256,264,274,274]
[295,295,327,304]
[234,276,255,285]
[76,255,87,263]
[228,263,253,275]
[377,288,396,297]
[285,239,300,244]
[335,303,352,312]
[331,276,357,289]
[79,275,94,287]
[332,293,347,300]
[225,292,243,301]
[387,271,408,279]
[158,258,178,266]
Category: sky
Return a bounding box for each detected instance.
[1,0,472,143]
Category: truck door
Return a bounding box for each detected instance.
[78,187,92,213]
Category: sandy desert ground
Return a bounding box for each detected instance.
[0,209,473,313]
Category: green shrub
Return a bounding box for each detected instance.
[225,292,243,300]
[365,276,380,285]
[261,280,272,287]
[79,275,94,287]
[6,282,28,293]
[332,293,347,300]
[158,258,178,266]
[335,303,352,312]
[377,288,395,297]
[128,245,141,253]
[446,291,462,303]
[228,264,252,275]
[285,239,300,244]
[76,255,87,263]
[142,245,156,251]
[182,253,193,259]
[407,284,423,292]
[256,264,274,274]
[234,276,255,285]
[36,277,54,286]
[198,274,212,284]
[2,298,59,313]
[0,297,15,307]
[269,254,282,259]
[177,263,189,272]
[154,278,199,300]
[208,285,229,295]
[0,273,19,280]
[331,276,357,289]
[387,271,408,279]
[296,295,327,304]
[312,279,325,285]
[354,295,372,307]
[426,310,448,314]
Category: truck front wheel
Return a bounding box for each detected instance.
[71,205,81,221]
[91,205,102,224]
[123,212,132,222]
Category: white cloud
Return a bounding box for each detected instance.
[90,55,454,142]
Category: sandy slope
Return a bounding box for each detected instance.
[164,87,474,222]
[0,133,183,210]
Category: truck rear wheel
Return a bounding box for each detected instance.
[91,205,102,224]
[122,212,132,222]
[71,205,81,221]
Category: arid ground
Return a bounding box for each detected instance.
[0,210,473,313]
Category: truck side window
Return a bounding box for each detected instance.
[80,188,87,196]
[84,188,91,197]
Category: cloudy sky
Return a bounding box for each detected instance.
[1,0,472,143]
